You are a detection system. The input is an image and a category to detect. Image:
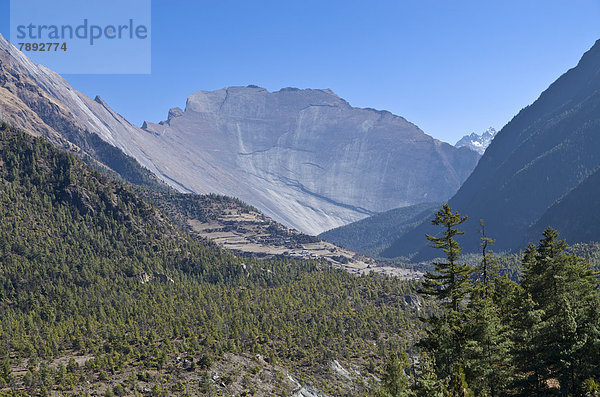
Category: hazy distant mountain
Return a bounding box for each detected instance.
[455,127,497,155]
[383,39,600,258]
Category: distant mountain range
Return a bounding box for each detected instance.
[383,39,600,258]
[455,127,497,155]
[0,33,479,235]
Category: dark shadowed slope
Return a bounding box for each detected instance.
[319,202,440,257]
[384,39,600,258]
[525,166,600,245]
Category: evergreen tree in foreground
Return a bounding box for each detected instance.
[420,204,474,312]
[463,227,513,396]
[376,350,414,397]
[412,354,447,397]
[408,206,600,396]
[380,204,600,396]
[516,227,600,395]
[418,205,475,381]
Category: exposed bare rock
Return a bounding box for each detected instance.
[143,86,479,234]
[167,107,184,120]
[455,127,496,155]
[141,120,167,135]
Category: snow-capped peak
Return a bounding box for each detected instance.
[455,127,497,155]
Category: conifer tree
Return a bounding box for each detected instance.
[413,354,447,397]
[478,220,497,296]
[418,205,474,380]
[420,204,474,312]
[517,227,600,395]
[448,364,473,397]
[463,226,513,396]
[377,351,414,397]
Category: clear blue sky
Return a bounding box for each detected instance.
[1,0,599,144]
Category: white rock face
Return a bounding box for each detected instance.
[0,34,165,178]
[455,127,497,155]
[131,86,480,234]
[0,34,479,235]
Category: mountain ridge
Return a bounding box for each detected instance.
[383,38,600,258]
[131,84,479,234]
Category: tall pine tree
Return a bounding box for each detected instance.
[419,205,475,381]
[420,204,474,312]
[463,228,513,396]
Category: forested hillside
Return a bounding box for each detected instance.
[319,202,439,257]
[0,124,421,396]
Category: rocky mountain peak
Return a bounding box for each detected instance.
[183,85,349,117]
[455,127,497,155]
[168,107,184,120]
[139,85,480,234]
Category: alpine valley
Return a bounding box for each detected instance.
[1,18,600,397]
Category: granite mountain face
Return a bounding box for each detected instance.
[134,86,479,234]
[0,33,480,234]
[384,39,600,258]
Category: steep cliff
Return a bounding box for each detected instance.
[134,86,479,234]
